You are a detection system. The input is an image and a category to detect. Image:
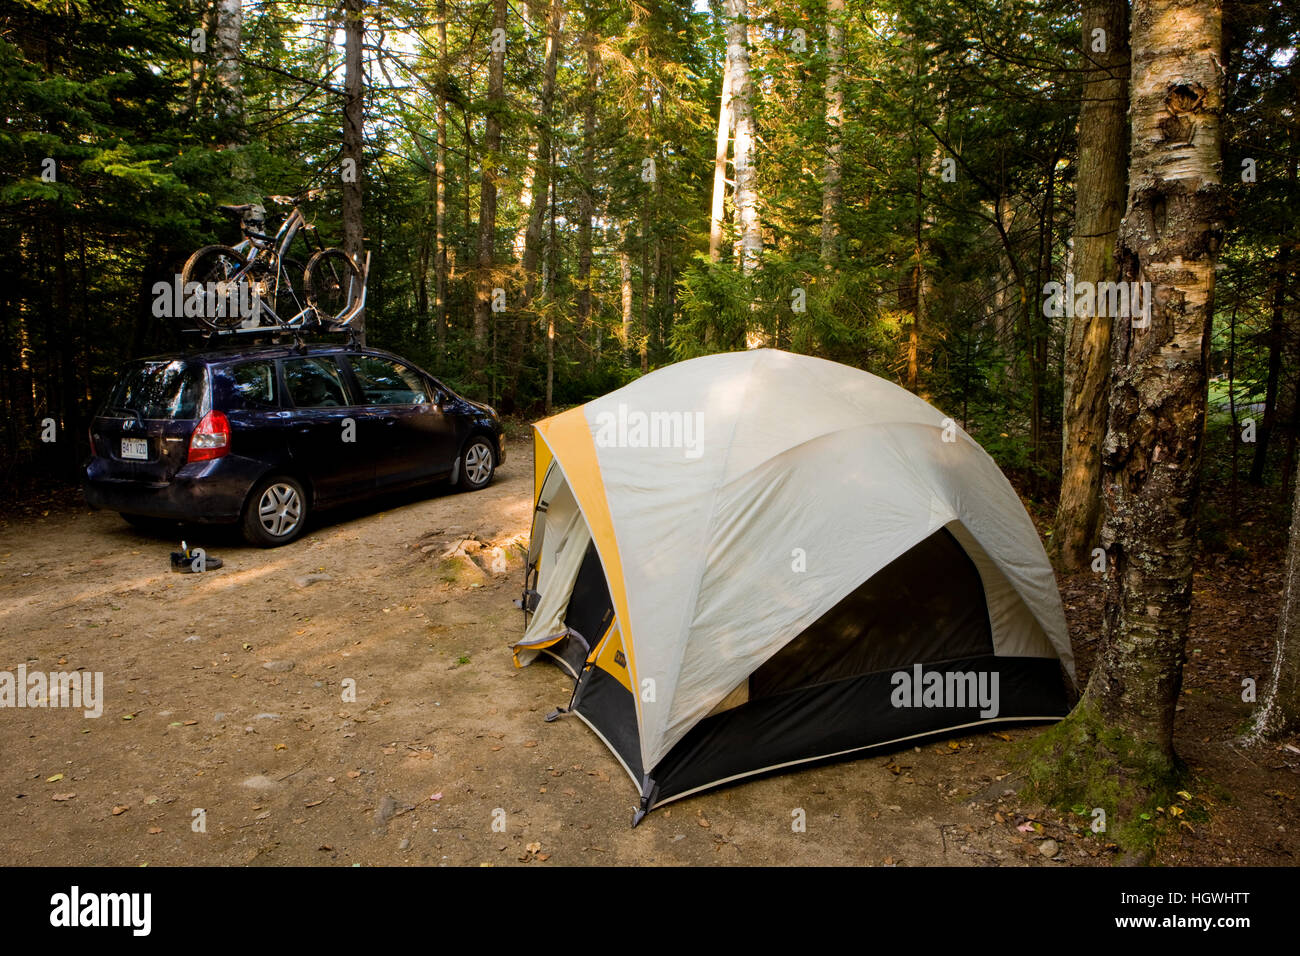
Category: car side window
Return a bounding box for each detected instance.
[350,355,429,406]
[282,357,349,408]
[225,360,277,410]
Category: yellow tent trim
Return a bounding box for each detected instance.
[584,620,614,666]
[593,624,633,694]
[532,428,553,506]
[511,631,567,669]
[534,408,642,726]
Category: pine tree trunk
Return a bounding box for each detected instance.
[546,174,557,413]
[342,0,365,344]
[1081,0,1225,758]
[619,242,633,364]
[907,131,924,392]
[505,0,562,407]
[708,56,733,265]
[576,34,598,352]
[820,0,845,263]
[640,215,651,373]
[511,141,540,262]
[435,0,448,364]
[1057,0,1130,570]
[474,0,508,368]
[724,0,760,275]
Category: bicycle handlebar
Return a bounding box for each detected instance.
[267,188,325,206]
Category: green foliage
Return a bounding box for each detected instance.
[0,0,1296,502]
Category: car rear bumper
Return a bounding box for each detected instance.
[84,456,265,523]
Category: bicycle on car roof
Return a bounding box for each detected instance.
[180,189,366,334]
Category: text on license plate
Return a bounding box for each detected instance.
[121,438,149,460]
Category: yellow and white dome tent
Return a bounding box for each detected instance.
[513,349,1074,823]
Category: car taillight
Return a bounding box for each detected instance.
[188,410,231,462]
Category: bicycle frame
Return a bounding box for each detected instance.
[228,204,320,328]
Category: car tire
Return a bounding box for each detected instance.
[241,475,309,547]
[457,437,496,491]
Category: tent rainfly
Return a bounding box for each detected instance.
[513,349,1074,823]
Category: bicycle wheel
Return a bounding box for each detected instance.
[305,248,362,325]
[181,245,254,331]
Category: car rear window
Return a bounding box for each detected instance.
[214,360,278,411]
[104,360,204,420]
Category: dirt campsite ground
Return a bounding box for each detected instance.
[2,432,1298,867]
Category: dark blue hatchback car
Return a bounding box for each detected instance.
[85,343,504,546]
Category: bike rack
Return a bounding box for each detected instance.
[329,250,371,331]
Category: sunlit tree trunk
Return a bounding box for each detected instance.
[434,0,448,363]
[1081,0,1225,759]
[214,0,243,140]
[1057,0,1130,570]
[576,31,599,356]
[505,0,562,407]
[342,0,365,344]
[619,240,633,363]
[724,0,760,275]
[820,0,845,263]
[708,56,733,264]
[474,0,508,367]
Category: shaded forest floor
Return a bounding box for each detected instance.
[0,437,1297,866]
[1027,465,1300,865]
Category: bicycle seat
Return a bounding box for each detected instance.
[218,204,257,217]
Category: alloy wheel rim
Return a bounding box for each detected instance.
[465,443,492,485]
[258,483,302,537]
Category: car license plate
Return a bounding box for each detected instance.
[121,437,148,460]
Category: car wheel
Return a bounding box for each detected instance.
[242,475,308,547]
[458,437,496,491]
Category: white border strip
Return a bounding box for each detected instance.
[645,714,1065,810]
[572,709,643,792]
